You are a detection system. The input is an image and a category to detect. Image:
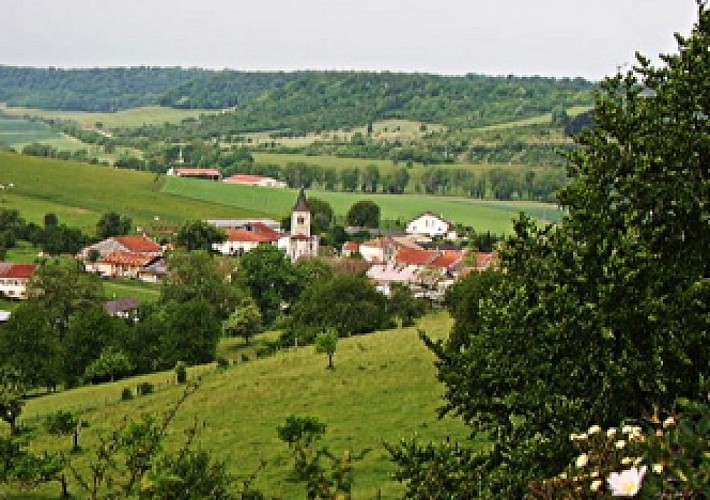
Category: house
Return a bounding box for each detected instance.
[166,167,222,181]
[223,174,287,188]
[366,263,420,296]
[341,241,360,258]
[94,252,163,280]
[347,235,422,263]
[205,219,281,232]
[406,212,457,239]
[0,262,36,300]
[392,247,466,300]
[213,222,281,256]
[81,235,163,261]
[104,297,140,319]
[0,311,10,322]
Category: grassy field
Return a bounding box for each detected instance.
[0,116,64,145]
[0,104,216,128]
[8,312,478,499]
[163,176,563,234]
[0,152,268,233]
[246,119,447,148]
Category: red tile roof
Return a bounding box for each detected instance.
[0,263,36,279]
[343,242,360,251]
[223,174,280,184]
[476,252,498,270]
[112,236,162,253]
[101,252,158,267]
[429,251,464,269]
[225,224,280,243]
[395,247,439,266]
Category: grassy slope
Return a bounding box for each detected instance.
[0,104,215,128]
[11,312,476,499]
[164,176,563,234]
[0,152,268,232]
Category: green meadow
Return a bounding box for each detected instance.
[0,104,215,128]
[8,312,478,499]
[0,152,268,233]
[0,116,63,146]
[163,176,563,234]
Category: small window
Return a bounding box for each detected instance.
[297,217,305,225]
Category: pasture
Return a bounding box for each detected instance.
[0,152,268,233]
[7,312,477,499]
[163,176,563,234]
[0,116,63,146]
[0,104,215,128]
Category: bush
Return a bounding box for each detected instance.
[174,361,187,384]
[137,382,154,395]
[121,387,134,401]
[529,400,710,498]
[240,354,250,363]
[216,356,230,369]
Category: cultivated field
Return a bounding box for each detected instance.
[9,312,478,499]
[0,152,268,233]
[163,176,563,234]
[0,104,216,128]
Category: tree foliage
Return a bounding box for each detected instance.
[96,211,132,238]
[345,200,380,228]
[175,220,226,252]
[408,8,710,496]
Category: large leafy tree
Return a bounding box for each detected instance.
[175,220,226,251]
[406,7,710,497]
[0,303,61,391]
[161,250,237,320]
[235,244,300,325]
[26,260,104,340]
[345,200,380,228]
[96,211,132,238]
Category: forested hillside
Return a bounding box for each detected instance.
[0,66,594,128]
[0,66,197,111]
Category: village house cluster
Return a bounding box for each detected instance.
[0,190,496,309]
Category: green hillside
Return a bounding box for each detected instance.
[163,176,563,234]
[0,152,268,232]
[9,312,476,499]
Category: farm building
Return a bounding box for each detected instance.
[223,174,287,188]
[167,167,222,180]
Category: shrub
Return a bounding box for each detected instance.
[137,382,154,395]
[121,387,134,401]
[174,361,187,384]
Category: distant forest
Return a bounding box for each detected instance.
[0,67,594,128]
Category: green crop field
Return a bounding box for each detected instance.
[163,176,563,234]
[0,152,268,233]
[8,312,478,499]
[0,116,63,145]
[0,104,216,128]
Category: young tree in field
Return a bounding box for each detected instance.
[392,7,710,496]
[96,211,132,238]
[345,200,380,228]
[314,329,338,370]
[222,297,262,346]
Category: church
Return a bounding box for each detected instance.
[278,188,320,261]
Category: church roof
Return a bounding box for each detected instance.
[293,188,310,212]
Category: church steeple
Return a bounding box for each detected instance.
[293,188,310,212]
[291,188,311,239]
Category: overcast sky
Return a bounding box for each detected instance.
[0,0,698,80]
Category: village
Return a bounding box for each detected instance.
[0,183,497,318]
